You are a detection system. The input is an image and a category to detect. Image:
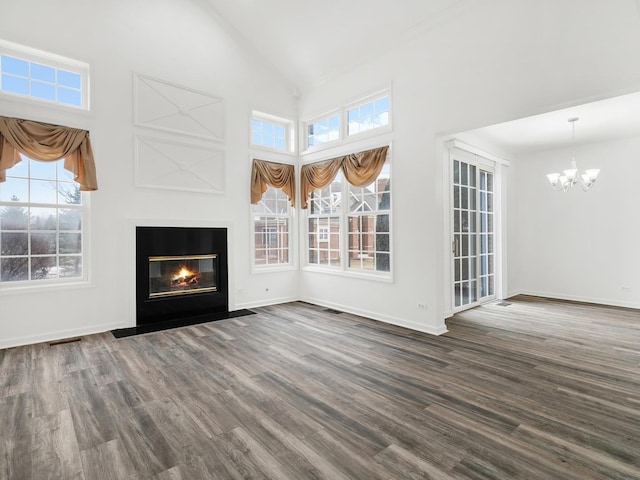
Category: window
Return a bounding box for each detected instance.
[0,40,89,109]
[347,162,391,271]
[308,173,343,267]
[306,113,340,148]
[0,155,84,283]
[306,160,391,275]
[347,94,389,136]
[251,112,294,152]
[253,186,291,267]
[303,89,391,151]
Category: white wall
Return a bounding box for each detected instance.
[0,0,298,348]
[297,0,640,333]
[512,136,640,308]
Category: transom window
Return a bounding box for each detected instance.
[0,155,84,283]
[252,186,291,267]
[307,114,340,148]
[303,89,391,151]
[0,40,89,109]
[251,112,294,152]
[347,95,389,136]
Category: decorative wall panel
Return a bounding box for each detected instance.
[135,135,224,194]
[134,74,224,141]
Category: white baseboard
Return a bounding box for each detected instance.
[512,290,640,310]
[0,321,126,350]
[300,295,449,336]
[234,295,299,311]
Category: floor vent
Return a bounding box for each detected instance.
[496,301,512,307]
[323,308,343,314]
[48,337,82,346]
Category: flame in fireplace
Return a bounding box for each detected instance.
[171,266,200,287]
[174,267,193,280]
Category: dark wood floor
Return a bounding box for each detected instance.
[1,295,639,479]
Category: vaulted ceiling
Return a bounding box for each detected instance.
[204,0,471,92]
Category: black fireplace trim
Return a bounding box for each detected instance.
[112,309,256,338]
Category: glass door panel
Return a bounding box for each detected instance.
[452,159,494,309]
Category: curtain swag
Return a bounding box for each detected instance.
[0,116,98,191]
[251,159,295,207]
[300,145,389,209]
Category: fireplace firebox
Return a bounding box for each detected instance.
[148,254,218,298]
[136,226,228,326]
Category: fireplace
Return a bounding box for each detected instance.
[136,226,228,326]
[148,254,218,298]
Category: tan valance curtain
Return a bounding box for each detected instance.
[300,145,389,208]
[251,159,295,207]
[0,116,98,191]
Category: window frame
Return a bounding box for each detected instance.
[250,111,296,154]
[0,155,90,290]
[303,148,392,281]
[0,39,90,110]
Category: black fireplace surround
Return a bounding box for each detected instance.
[136,226,229,325]
[111,226,253,338]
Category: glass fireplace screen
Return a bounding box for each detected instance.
[148,254,217,298]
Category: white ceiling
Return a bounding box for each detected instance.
[204,0,470,91]
[455,91,640,156]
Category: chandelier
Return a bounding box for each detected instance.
[546,117,600,192]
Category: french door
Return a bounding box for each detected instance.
[452,157,495,310]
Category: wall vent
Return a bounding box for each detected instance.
[323,308,343,314]
[48,337,82,346]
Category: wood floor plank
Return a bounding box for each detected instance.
[31,409,85,480]
[63,369,118,451]
[107,402,178,478]
[0,393,33,480]
[79,439,137,480]
[31,356,67,418]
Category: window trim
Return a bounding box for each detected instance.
[250,110,296,155]
[0,39,90,110]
